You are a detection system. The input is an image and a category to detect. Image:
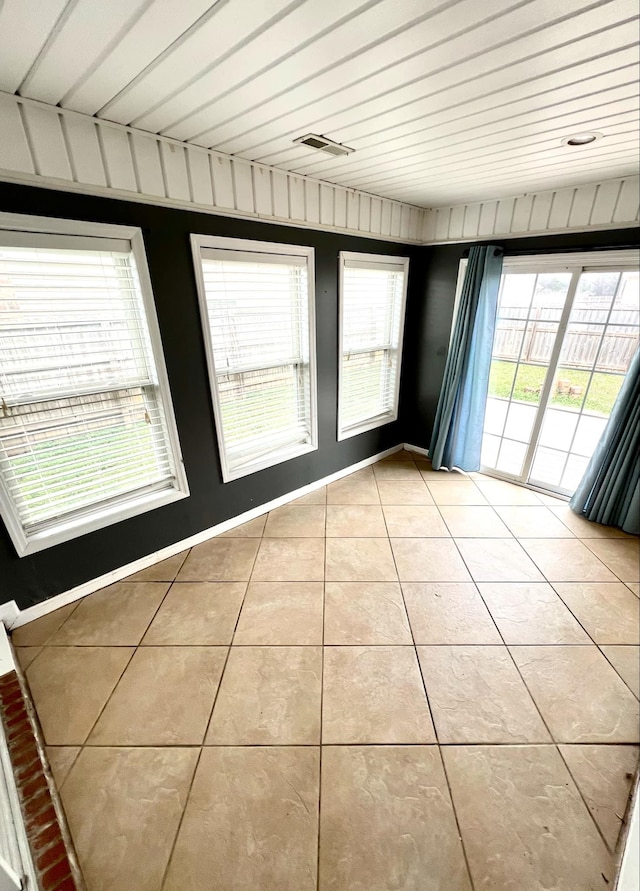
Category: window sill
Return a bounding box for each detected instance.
[222,440,318,482]
[338,411,398,441]
[11,485,190,557]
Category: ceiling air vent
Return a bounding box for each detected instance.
[293,134,354,156]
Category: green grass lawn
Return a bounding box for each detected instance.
[488,360,624,415]
[9,423,158,522]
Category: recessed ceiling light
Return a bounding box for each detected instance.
[562,132,603,146]
[293,133,354,156]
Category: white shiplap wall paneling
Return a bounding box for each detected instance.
[21,103,71,180]
[0,0,636,213]
[0,92,637,245]
[0,91,425,241]
[0,93,33,174]
[420,176,639,244]
[63,115,107,187]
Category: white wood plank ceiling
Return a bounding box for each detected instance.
[0,0,638,209]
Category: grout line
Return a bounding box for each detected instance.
[159,746,203,891]
[316,500,328,891]
[159,530,265,890]
[374,457,478,891]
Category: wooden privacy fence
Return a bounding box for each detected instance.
[495,306,639,372]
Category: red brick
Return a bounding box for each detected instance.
[23,773,49,801]
[41,858,72,890]
[16,758,42,782]
[5,713,30,735]
[0,686,24,707]
[4,699,28,719]
[11,742,40,767]
[37,841,68,871]
[0,673,20,695]
[49,877,78,891]
[25,804,56,832]
[7,722,31,744]
[24,788,51,819]
[33,821,61,851]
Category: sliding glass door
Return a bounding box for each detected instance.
[481,254,639,496]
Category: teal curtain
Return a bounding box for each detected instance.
[570,345,640,534]
[429,245,503,471]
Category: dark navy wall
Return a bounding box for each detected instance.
[401,229,640,450]
[0,182,421,609]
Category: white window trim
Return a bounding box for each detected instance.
[338,251,409,440]
[190,234,318,482]
[0,212,189,556]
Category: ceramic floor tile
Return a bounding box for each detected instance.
[473,479,544,505]
[391,538,471,582]
[263,503,326,537]
[324,582,412,645]
[251,538,325,581]
[553,582,640,644]
[494,506,576,538]
[125,550,189,581]
[327,473,380,505]
[61,746,198,891]
[381,449,418,461]
[319,746,471,891]
[455,538,545,582]
[292,485,327,504]
[325,537,397,582]
[439,505,512,538]
[13,646,42,670]
[417,645,550,743]
[322,646,435,744]
[583,538,640,582]
[46,746,80,790]
[11,602,78,646]
[625,581,639,597]
[219,515,267,537]
[418,463,470,482]
[382,505,450,537]
[549,504,633,538]
[478,582,591,644]
[510,645,640,742]
[48,582,170,646]
[427,480,488,505]
[206,646,321,744]
[376,480,435,505]
[372,461,423,481]
[559,744,639,851]
[402,583,501,645]
[177,537,259,581]
[325,504,387,537]
[519,539,619,582]
[164,747,319,891]
[141,582,246,645]
[233,582,323,645]
[26,647,133,745]
[89,646,227,745]
[600,646,640,698]
[443,745,614,890]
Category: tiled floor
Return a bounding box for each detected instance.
[11,451,640,891]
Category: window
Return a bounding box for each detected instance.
[0,213,188,556]
[338,252,409,439]
[191,236,317,481]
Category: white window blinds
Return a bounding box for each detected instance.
[193,238,317,481]
[0,221,187,555]
[339,253,409,438]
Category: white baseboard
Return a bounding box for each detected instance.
[404,442,430,458]
[0,602,19,629]
[7,445,402,630]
